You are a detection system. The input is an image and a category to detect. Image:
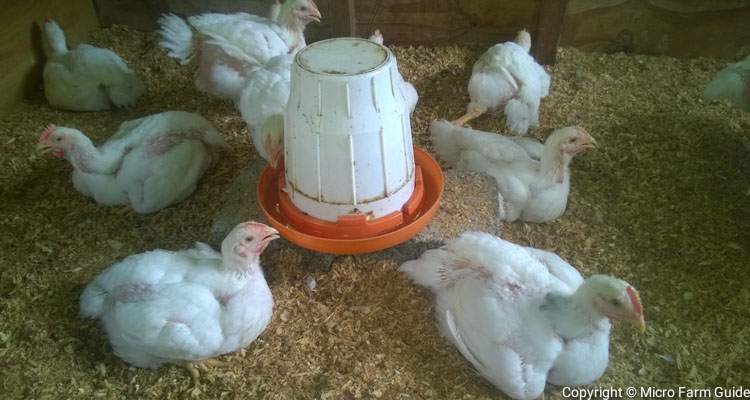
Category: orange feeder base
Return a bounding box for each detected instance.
[258,147,444,255]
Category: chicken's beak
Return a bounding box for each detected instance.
[306,2,322,22]
[263,228,280,242]
[257,227,280,252]
[36,142,53,154]
[576,128,597,151]
[631,313,646,333]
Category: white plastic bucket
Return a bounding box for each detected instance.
[284,38,415,222]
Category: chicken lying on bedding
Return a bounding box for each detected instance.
[158,0,321,102]
[81,221,278,382]
[400,231,645,400]
[431,120,595,223]
[453,30,550,135]
[43,19,144,111]
[36,111,227,214]
[704,55,750,112]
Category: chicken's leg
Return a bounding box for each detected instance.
[182,362,201,383]
[451,107,483,127]
[182,359,228,384]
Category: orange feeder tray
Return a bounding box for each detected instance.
[258,147,444,255]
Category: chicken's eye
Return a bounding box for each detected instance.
[610,298,622,307]
[568,137,576,143]
[245,237,254,243]
[55,137,63,142]
[300,6,307,11]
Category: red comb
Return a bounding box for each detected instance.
[38,124,56,143]
[626,286,642,315]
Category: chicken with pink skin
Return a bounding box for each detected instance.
[158,0,321,102]
[80,221,279,382]
[36,111,227,214]
[431,120,595,223]
[454,30,550,135]
[400,231,645,400]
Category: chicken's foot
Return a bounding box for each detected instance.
[451,108,483,127]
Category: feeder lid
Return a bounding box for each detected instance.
[296,38,389,76]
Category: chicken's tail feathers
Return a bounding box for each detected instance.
[80,282,108,318]
[203,63,246,102]
[106,72,145,108]
[399,253,446,292]
[158,13,195,65]
[430,119,461,165]
[504,98,535,135]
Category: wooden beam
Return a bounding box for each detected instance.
[533,0,568,64]
[331,0,356,38]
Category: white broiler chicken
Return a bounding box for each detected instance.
[42,19,144,111]
[369,29,419,113]
[454,30,550,135]
[400,231,645,400]
[36,111,227,214]
[81,221,278,381]
[431,120,595,223]
[158,0,321,102]
[704,55,750,112]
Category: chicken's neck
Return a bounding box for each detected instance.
[220,252,267,281]
[541,286,607,340]
[268,2,282,22]
[46,29,68,57]
[539,147,570,185]
[68,136,129,175]
[281,15,307,53]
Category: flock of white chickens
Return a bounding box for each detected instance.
[34,0,748,398]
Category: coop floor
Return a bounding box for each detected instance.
[1,26,749,399]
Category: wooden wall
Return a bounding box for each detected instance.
[91,0,566,62]
[91,0,750,60]
[3,0,749,116]
[0,0,100,116]
[562,0,750,59]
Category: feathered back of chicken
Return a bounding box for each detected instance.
[158,14,195,65]
[430,120,463,165]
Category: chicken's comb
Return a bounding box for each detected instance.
[243,221,272,231]
[39,124,56,143]
[626,286,642,315]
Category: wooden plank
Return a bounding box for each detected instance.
[533,0,568,64]
[0,0,100,116]
[354,0,541,46]
[562,0,750,59]
[331,0,356,38]
[93,0,167,31]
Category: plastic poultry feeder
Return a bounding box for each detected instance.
[257,37,443,255]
